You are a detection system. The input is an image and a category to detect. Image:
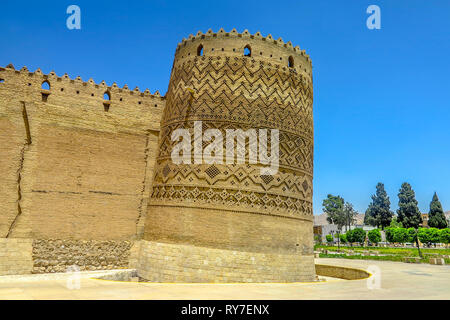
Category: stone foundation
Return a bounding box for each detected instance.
[137,240,315,283]
[32,239,134,273]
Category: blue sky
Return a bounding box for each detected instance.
[1,0,449,215]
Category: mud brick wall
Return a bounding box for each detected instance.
[0,65,165,271]
[0,239,32,275]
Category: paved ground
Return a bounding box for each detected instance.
[0,258,448,299]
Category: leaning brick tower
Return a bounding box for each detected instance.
[139,28,315,282]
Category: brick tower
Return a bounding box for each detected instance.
[139,28,315,282]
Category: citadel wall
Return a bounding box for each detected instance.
[0,64,165,274]
[0,28,315,281]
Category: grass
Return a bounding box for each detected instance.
[315,244,450,264]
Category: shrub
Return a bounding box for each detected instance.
[407,228,417,243]
[326,234,333,243]
[394,228,409,243]
[429,228,441,245]
[346,229,355,244]
[418,228,441,246]
[368,229,381,245]
[340,234,347,243]
[352,228,366,246]
[314,235,322,244]
[417,228,430,245]
[439,229,450,244]
[385,227,395,243]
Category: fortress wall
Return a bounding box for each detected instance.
[0,97,27,238]
[0,65,165,273]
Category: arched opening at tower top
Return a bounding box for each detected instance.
[244,45,251,57]
[197,44,204,56]
[103,91,111,100]
[288,56,294,68]
[41,80,50,90]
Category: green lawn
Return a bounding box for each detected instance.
[314,244,450,264]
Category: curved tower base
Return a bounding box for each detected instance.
[138,205,315,282]
[138,240,315,283]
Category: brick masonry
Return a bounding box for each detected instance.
[0,28,315,282]
[0,63,164,273]
[142,29,315,282]
[138,240,315,283]
[0,238,32,275]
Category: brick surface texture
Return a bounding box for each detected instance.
[0,29,315,281]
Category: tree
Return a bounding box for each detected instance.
[365,183,394,229]
[389,217,403,228]
[368,229,381,245]
[364,210,377,227]
[397,183,423,257]
[397,183,422,228]
[352,228,366,246]
[323,194,346,251]
[323,194,346,229]
[343,202,358,232]
[428,192,448,229]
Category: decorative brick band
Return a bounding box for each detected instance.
[137,240,315,283]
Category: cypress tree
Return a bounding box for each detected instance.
[428,192,448,229]
[365,182,393,229]
[397,182,422,228]
[397,182,423,257]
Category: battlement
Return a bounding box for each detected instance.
[0,64,165,117]
[0,63,164,97]
[174,28,312,76]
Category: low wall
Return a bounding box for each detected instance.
[0,238,33,275]
[315,264,370,280]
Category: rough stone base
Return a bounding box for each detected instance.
[32,239,134,273]
[137,240,315,283]
[0,238,33,275]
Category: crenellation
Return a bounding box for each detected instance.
[174,28,312,79]
[0,65,166,117]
